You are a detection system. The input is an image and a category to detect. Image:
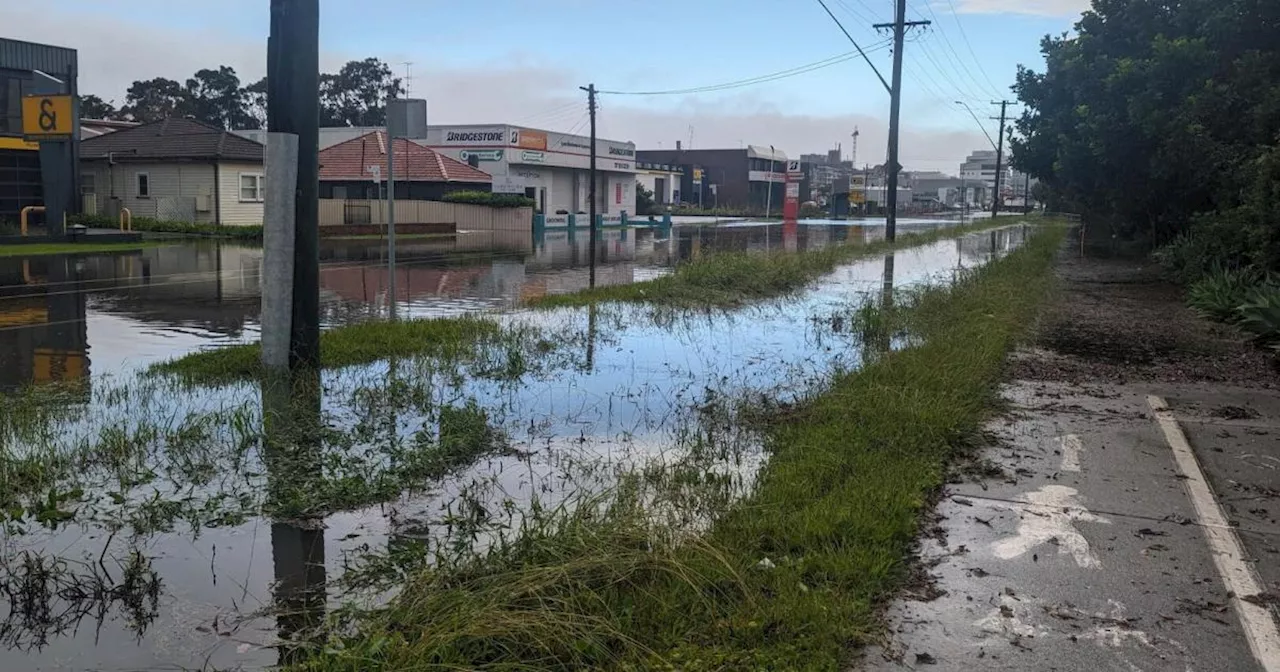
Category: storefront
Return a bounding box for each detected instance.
[420,124,637,216]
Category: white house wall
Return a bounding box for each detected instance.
[83,162,217,224]
[217,161,267,226]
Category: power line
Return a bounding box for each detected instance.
[815,0,892,93]
[940,0,1005,97]
[910,0,1003,100]
[597,41,891,96]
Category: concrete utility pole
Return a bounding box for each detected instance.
[874,0,929,242]
[580,83,598,288]
[991,100,1013,219]
[268,0,320,371]
[386,128,397,319]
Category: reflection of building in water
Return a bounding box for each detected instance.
[0,256,90,392]
[75,243,264,335]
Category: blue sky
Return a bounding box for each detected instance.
[5,0,1086,171]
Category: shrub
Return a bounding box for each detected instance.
[68,214,262,240]
[1237,285,1280,350]
[1186,267,1268,323]
[441,191,534,208]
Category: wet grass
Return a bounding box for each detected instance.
[148,315,545,386]
[530,219,1018,308]
[0,241,168,258]
[287,223,1067,670]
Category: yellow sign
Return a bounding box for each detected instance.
[849,191,866,204]
[692,168,704,182]
[22,94,74,138]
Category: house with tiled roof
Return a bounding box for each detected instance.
[318,131,492,201]
[80,117,266,226]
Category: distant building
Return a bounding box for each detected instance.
[317,130,491,200]
[80,117,265,225]
[959,150,1015,206]
[635,145,788,211]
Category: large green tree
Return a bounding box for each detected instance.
[319,58,405,127]
[183,66,254,129]
[1011,0,1280,246]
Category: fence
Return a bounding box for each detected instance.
[318,199,532,232]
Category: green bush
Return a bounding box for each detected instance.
[1237,285,1280,350]
[1186,267,1268,323]
[441,191,534,208]
[68,213,262,240]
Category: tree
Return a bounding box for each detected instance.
[79,94,118,120]
[319,58,404,127]
[635,183,657,215]
[1011,0,1280,248]
[120,78,187,123]
[183,66,253,129]
[243,77,268,130]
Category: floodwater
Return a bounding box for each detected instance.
[0,221,1028,670]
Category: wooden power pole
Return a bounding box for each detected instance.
[580,83,598,288]
[991,100,1013,219]
[874,0,929,242]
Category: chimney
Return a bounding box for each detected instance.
[676,140,682,151]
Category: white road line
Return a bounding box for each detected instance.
[1148,395,1280,671]
[1060,433,1083,472]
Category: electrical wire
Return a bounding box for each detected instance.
[813,0,892,93]
[940,0,1005,97]
[910,0,1004,100]
[597,39,891,96]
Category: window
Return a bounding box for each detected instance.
[80,173,96,194]
[239,173,264,202]
[136,172,150,198]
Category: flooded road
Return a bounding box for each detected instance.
[0,220,1023,670]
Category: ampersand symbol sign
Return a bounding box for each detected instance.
[38,99,58,132]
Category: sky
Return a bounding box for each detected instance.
[2,0,1086,173]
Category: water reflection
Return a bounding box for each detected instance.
[0,256,91,393]
[262,370,328,664]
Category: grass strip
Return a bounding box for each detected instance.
[529,219,1019,308]
[0,241,168,258]
[291,224,1067,670]
[148,315,517,386]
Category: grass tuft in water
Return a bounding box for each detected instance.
[286,223,1067,670]
[148,315,536,386]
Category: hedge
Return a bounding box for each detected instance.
[69,214,263,240]
[441,191,535,208]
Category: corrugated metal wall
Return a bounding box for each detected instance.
[0,38,77,81]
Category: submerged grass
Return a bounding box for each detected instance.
[0,241,167,257]
[290,223,1067,670]
[530,219,1018,308]
[148,315,540,386]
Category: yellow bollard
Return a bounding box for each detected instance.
[120,207,132,232]
[19,206,45,236]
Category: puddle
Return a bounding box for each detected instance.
[0,223,1027,670]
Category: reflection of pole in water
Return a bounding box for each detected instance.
[879,253,895,355]
[262,370,327,665]
[584,303,598,371]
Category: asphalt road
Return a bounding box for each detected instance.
[860,249,1280,671]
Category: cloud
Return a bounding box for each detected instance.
[952,0,1089,17]
[2,4,989,174]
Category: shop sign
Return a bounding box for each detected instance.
[511,129,548,151]
[459,149,504,161]
[443,128,506,145]
[520,150,546,163]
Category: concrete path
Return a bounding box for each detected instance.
[861,252,1280,671]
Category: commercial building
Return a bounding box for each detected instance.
[959,149,1017,206]
[420,124,636,216]
[634,161,684,207]
[80,117,266,225]
[1,38,79,225]
[635,145,789,212]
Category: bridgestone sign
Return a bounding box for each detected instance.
[443,129,506,145]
